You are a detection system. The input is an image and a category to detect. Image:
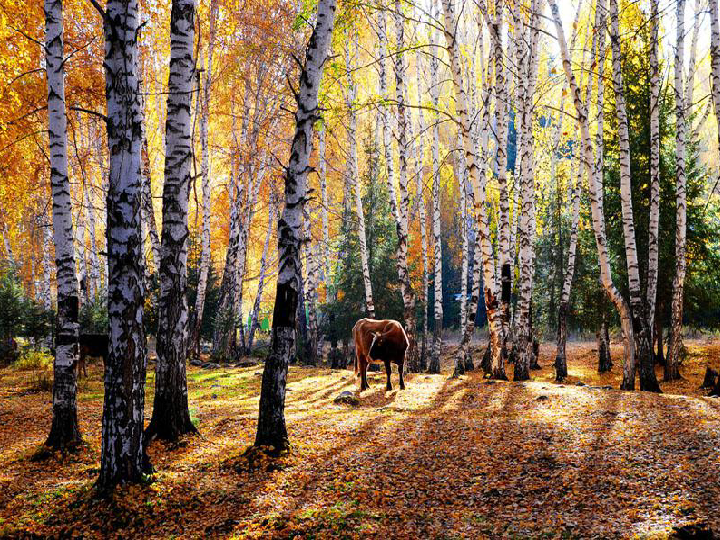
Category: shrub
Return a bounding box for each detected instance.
[14,350,53,370]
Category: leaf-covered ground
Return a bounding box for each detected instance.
[2,339,720,539]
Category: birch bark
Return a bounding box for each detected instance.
[44,0,81,450]
[147,0,198,441]
[190,0,218,357]
[549,0,637,390]
[254,0,335,451]
[99,0,151,488]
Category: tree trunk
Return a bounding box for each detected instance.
[426,26,443,375]
[711,0,720,183]
[609,0,661,392]
[488,0,511,355]
[254,0,335,452]
[318,125,330,284]
[646,0,660,344]
[511,0,542,382]
[446,0,506,380]
[140,123,161,276]
[345,30,375,318]
[666,0,688,383]
[392,2,419,371]
[598,312,612,373]
[248,196,276,355]
[550,0,636,390]
[99,0,150,489]
[553,7,585,383]
[190,0,218,359]
[147,0,197,442]
[44,0,81,451]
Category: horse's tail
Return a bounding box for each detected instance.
[351,321,359,375]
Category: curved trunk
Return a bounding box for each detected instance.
[254,0,336,452]
[445,0,506,380]
[44,0,81,451]
[609,0,661,392]
[550,0,636,390]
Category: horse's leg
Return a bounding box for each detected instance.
[398,357,406,390]
[361,357,370,391]
[384,359,392,391]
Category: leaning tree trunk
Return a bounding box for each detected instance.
[667,0,688,383]
[345,30,375,318]
[190,0,218,359]
[44,0,81,451]
[392,2,419,371]
[147,0,197,442]
[445,0,505,380]
[254,0,336,452]
[554,4,587,382]
[550,0,636,390]
[609,0,660,392]
[99,0,151,489]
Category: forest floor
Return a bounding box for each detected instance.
[2,338,720,539]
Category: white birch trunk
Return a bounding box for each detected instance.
[609,0,661,392]
[147,0,197,441]
[549,0,637,390]
[445,0,506,379]
[248,196,276,354]
[99,0,150,488]
[646,0,660,345]
[190,0,218,357]
[393,2,418,370]
[667,0,689,382]
[44,0,81,450]
[345,30,375,318]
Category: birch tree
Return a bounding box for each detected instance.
[392,0,418,370]
[147,0,197,441]
[345,28,375,318]
[444,0,506,380]
[190,0,219,357]
[248,195,276,354]
[549,0,637,390]
[44,0,81,450]
[426,24,443,374]
[554,2,587,382]
[254,0,336,452]
[99,0,151,488]
[512,0,543,382]
[646,0,660,349]
[609,0,661,392]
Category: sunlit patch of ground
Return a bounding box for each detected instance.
[1,339,720,538]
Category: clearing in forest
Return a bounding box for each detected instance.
[1,340,720,539]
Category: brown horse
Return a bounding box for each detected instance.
[352,318,408,391]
